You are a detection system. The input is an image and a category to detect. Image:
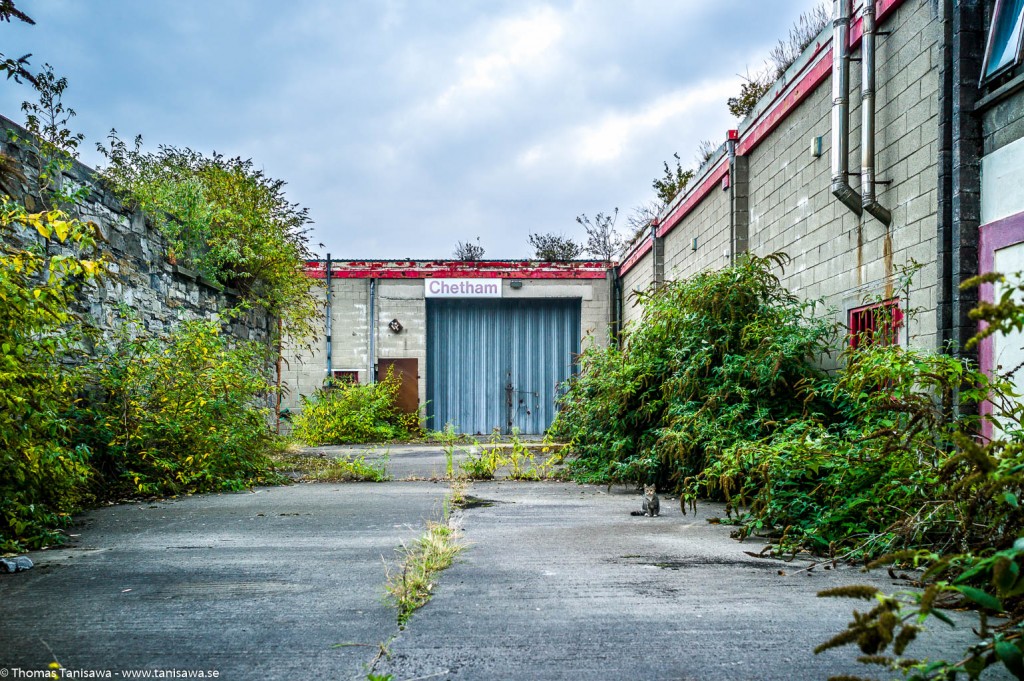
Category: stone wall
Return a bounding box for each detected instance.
[0,115,273,346]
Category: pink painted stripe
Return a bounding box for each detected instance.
[737,48,832,156]
[977,211,1024,439]
[657,162,729,238]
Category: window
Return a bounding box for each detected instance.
[326,370,359,387]
[982,0,1024,82]
[848,299,903,349]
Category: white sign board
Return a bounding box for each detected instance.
[424,278,502,298]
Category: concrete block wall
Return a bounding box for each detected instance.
[619,248,653,329]
[663,174,732,281]
[281,279,371,412]
[616,0,944,353]
[983,89,1024,155]
[746,0,941,349]
[376,280,428,408]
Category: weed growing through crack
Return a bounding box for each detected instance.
[459,442,502,479]
[385,492,464,626]
[274,449,391,482]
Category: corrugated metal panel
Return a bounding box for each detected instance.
[426,299,581,435]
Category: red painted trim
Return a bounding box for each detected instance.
[657,162,729,238]
[977,211,1024,438]
[304,260,610,280]
[850,0,904,45]
[735,0,907,158]
[618,239,652,276]
[737,47,832,156]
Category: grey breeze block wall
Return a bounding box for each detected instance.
[620,248,653,330]
[623,0,942,352]
[662,166,732,281]
[748,0,941,350]
[0,115,272,346]
[281,275,612,414]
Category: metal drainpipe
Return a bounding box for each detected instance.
[727,136,737,266]
[861,1,892,226]
[831,0,863,217]
[325,254,332,382]
[368,277,376,384]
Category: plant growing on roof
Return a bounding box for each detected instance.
[453,236,485,261]
[529,232,583,261]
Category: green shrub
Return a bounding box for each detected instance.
[552,252,836,488]
[292,370,419,445]
[79,315,281,497]
[0,202,103,551]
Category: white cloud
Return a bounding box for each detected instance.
[513,77,740,172]
[432,6,566,116]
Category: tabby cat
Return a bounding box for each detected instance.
[630,485,660,517]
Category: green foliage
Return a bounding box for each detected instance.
[577,208,624,260]
[528,232,582,261]
[817,272,1024,680]
[8,64,88,209]
[292,370,420,445]
[453,237,485,261]
[728,3,829,119]
[728,74,773,118]
[95,132,320,341]
[552,252,835,490]
[307,454,391,483]
[0,202,103,551]
[652,153,694,205]
[0,1,35,86]
[78,315,282,497]
[385,518,463,626]
[459,445,503,480]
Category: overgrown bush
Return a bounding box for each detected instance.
[552,252,836,488]
[95,132,321,342]
[816,273,1024,680]
[0,202,102,551]
[77,315,281,497]
[292,371,419,445]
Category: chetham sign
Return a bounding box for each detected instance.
[425,278,502,298]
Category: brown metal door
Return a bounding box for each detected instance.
[377,358,419,415]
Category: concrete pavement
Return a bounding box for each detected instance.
[0,482,447,679]
[0,446,1004,680]
[376,480,994,681]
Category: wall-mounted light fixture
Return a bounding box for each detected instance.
[510,280,524,289]
[691,237,698,252]
[810,135,823,158]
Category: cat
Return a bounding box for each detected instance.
[630,484,660,517]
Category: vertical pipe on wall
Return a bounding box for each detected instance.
[831,0,863,217]
[325,254,332,382]
[368,277,376,384]
[727,135,737,266]
[861,1,892,226]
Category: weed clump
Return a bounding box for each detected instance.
[292,369,420,445]
[385,519,463,625]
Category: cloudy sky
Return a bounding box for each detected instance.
[1,1,816,260]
